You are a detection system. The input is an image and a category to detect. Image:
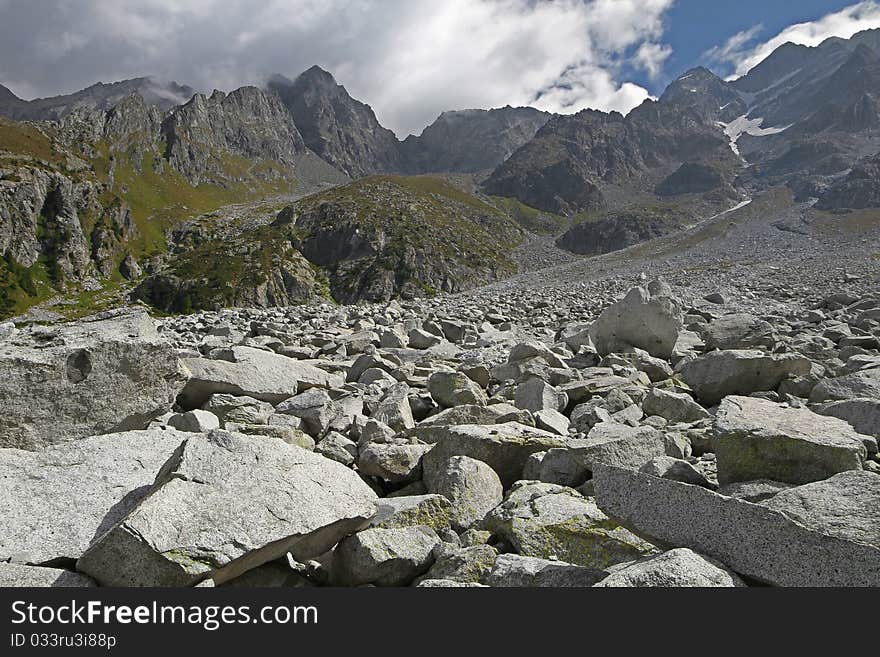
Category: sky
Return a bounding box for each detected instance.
[1,0,879,137]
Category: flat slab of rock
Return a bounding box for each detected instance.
[0,309,187,449]
[179,346,342,408]
[593,464,880,586]
[0,563,96,587]
[77,431,377,586]
[420,422,564,487]
[0,429,188,564]
[594,548,744,587]
[679,350,811,405]
[713,396,867,485]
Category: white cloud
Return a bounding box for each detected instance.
[0,0,675,136]
[706,1,880,79]
[633,42,673,79]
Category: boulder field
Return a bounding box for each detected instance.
[1,276,878,587]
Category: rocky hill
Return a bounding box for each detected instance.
[0,86,335,319]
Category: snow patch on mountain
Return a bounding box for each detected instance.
[718,115,792,159]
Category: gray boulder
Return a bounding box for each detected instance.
[315,432,358,466]
[427,371,487,408]
[0,429,187,564]
[77,431,377,586]
[514,378,568,413]
[0,309,187,449]
[679,350,812,405]
[814,398,880,441]
[371,495,454,532]
[167,409,220,432]
[697,313,776,350]
[713,396,867,485]
[485,553,606,587]
[593,464,880,586]
[417,544,497,584]
[589,278,683,359]
[539,424,667,487]
[810,368,880,403]
[420,422,564,487]
[204,394,274,425]
[640,456,715,489]
[179,346,341,407]
[372,382,416,431]
[594,548,744,587]
[424,455,503,530]
[643,387,708,423]
[357,442,431,484]
[331,526,441,586]
[482,482,653,568]
[275,388,335,436]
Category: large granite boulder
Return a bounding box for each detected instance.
[178,346,342,408]
[589,278,683,359]
[713,396,867,485]
[420,422,564,487]
[593,464,880,586]
[696,313,776,350]
[809,368,880,403]
[679,350,811,405]
[0,429,188,564]
[77,430,377,586]
[539,424,667,487]
[424,455,503,530]
[0,309,187,449]
[331,526,441,586]
[813,398,880,440]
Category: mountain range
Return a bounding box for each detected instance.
[3,28,880,319]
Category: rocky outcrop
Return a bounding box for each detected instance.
[277,175,522,303]
[556,207,691,256]
[0,308,187,449]
[816,153,880,210]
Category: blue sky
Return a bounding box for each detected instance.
[2,0,880,135]
[632,0,865,91]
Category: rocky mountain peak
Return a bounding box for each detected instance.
[161,85,307,184]
[268,67,403,178]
